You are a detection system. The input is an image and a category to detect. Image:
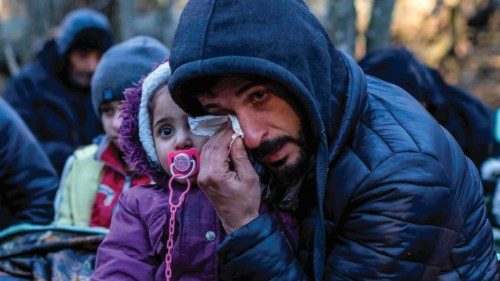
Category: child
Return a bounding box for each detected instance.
[92,62,299,280]
[91,62,219,280]
[54,36,169,228]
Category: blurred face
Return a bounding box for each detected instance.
[68,49,101,88]
[100,100,123,148]
[152,86,208,181]
[198,76,309,183]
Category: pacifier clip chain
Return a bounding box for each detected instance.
[164,150,199,281]
[165,174,191,281]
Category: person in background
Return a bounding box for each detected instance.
[53,36,169,228]
[3,8,113,174]
[359,47,495,168]
[0,97,58,230]
[166,0,499,280]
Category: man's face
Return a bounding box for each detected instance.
[198,76,309,182]
[100,100,123,148]
[68,49,101,88]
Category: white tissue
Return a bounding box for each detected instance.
[189,115,244,139]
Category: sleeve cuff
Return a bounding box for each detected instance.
[218,213,276,261]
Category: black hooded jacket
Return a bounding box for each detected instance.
[0,98,58,230]
[3,9,112,174]
[168,0,499,280]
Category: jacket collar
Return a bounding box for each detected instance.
[95,137,129,175]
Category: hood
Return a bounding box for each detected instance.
[56,8,112,57]
[118,62,171,186]
[36,39,63,71]
[168,1,364,279]
[168,0,348,146]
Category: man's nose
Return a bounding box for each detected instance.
[85,52,100,71]
[112,111,122,131]
[238,114,266,150]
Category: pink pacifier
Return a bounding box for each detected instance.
[165,147,200,281]
[167,148,200,179]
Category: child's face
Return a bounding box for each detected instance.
[100,100,123,148]
[151,86,208,180]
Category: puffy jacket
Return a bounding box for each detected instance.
[359,47,495,168]
[54,137,150,227]
[168,0,499,280]
[0,97,58,230]
[3,9,112,174]
[92,184,222,280]
[54,142,103,227]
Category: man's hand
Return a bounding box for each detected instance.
[197,123,261,234]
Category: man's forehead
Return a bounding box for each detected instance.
[209,76,254,95]
[194,76,249,102]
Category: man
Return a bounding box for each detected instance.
[4,8,113,174]
[0,97,58,230]
[167,0,499,280]
[54,36,168,228]
[359,47,495,168]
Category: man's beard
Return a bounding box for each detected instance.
[249,132,310,184]
[68,71,93,90]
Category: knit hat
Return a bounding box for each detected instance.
[56,8,113,56]
[91,36,170,116]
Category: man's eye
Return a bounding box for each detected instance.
[159,126,174,137]
[250,91,269,104]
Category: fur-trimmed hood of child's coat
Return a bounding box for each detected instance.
[118,66,169,186]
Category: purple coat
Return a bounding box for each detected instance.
[92,183,220,280]
[91,182,298,280]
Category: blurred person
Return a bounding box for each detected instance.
[0,97,58,230]
[3,8,113,174]
[481,157,500,227]
[53,36,169,228]
[359,47,495,168]
[166,0,499,280]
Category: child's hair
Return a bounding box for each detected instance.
[118,61,172,185]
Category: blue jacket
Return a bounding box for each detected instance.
[168,0,499,280]
[0,98,58,230]
[359,48,495,168]
[3,9,112,174]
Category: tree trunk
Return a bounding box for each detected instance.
[25,0,54,58]
[158,0,179,49]
[117,0,135,41]
[365,0,395,54]
[325,0,357,56]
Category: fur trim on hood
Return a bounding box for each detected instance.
[118,61,172,185]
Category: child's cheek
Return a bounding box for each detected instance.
[155,144,172,177]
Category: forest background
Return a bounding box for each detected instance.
[0,0,498,106]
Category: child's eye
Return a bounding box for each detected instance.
[100,107,114,117]
[250,91,270,104]
[159,126,174,138]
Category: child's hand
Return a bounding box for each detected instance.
[197,123,260,234]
